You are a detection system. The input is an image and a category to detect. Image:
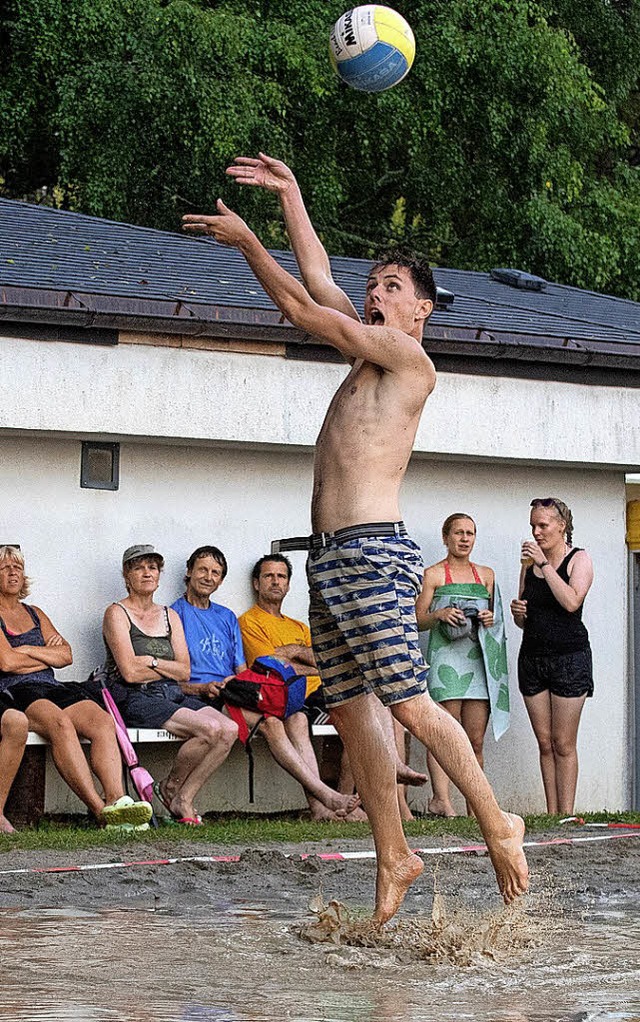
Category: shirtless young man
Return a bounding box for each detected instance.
[182,154,528,923]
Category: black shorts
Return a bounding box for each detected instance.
[117,680,209,729]
[0,691,26,722]
[518,647,594,699]
[3,680,91,713]
[302,686,330,727]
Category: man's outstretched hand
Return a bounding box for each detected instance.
[226,152,295,195]
[182,199,253,247]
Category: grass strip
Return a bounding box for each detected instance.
[1,810,639,855]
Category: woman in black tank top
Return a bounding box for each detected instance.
[102,545,239,824]
[510,499,594,815]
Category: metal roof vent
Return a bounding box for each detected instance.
[490,268,546,292]
[435,286,454,310]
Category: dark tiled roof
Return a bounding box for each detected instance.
[2,197,640,367]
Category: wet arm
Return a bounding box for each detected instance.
[183,204,433,376]
[280,182,360,319]
[227,154,359,319]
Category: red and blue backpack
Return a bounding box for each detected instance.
[223,656,307,745]
[222,656,308,803]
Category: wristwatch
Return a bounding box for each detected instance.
[151,657,159,670]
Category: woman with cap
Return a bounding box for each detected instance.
[510,498,594,815]
[0,545,152,830]
[416,514,509,818]
[102,545,238,825]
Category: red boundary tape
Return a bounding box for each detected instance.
[0,828,639,878]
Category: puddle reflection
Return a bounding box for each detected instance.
[0,901,638,1022]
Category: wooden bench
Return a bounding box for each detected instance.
[8,723,339,825]
[24,723,337,745]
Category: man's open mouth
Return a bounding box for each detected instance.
[370,309,385,325]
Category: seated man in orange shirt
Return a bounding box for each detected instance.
[239,556,322,704]
[239,555,354,820]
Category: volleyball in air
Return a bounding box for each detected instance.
[329,6,416,93]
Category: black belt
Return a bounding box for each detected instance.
[270,522,407,554]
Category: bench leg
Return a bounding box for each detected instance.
[5,746,46,826]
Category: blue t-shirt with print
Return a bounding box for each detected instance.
[172,596,245,685]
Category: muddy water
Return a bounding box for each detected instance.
[0,893,638,1022]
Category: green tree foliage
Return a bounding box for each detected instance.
[1,0,640,297]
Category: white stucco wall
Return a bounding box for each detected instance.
[0,332,637,813]
[0,433,630,814]
[0,333,639,468]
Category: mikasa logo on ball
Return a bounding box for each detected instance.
[343,8,357,48]
[329,5,416,93]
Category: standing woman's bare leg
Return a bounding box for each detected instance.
[427,700,460,818]
[392,717,413,820]
[522,691,557,813]
[550,693,587,815]
[0,709,29,833]
[460,699,491,816]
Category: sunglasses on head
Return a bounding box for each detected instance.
[1,544,20,550]
[530,498,561,513]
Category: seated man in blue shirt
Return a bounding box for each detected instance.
[171,545,245,704]
[173,545,359,820]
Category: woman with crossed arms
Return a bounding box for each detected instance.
[0,544,152,830]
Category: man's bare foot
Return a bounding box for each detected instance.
[328,791,361,817]
[345,806,368,822]
[0,813,16,834]
[310,806,343,823]
[167,792,199,821]
[428,797,456,818]
[396,763,427,786]
[373,851,424,925]
[486,812,529,904]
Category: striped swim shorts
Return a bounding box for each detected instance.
[306,529,429,707]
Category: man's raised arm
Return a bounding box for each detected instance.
[182,201,430,378]
[226,153,360,321]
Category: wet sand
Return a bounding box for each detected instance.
[1,829,639,1021]
[0,826,638,916]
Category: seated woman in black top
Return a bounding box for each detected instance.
[0,545,151,829]
[102,545,238,825]
[510,499,594,815]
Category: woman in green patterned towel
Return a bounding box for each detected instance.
[416,514,510,818]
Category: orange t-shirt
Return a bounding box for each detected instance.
[238,604,321,697]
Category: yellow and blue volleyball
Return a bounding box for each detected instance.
[329,6,415,93]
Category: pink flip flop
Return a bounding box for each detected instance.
[176,815,203,826]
